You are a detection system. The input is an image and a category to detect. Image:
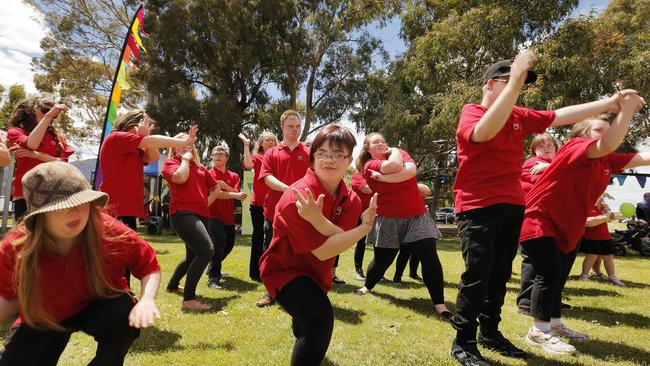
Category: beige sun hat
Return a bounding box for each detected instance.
[21,161,108,230]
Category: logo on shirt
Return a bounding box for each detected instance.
[335,207,342,216]
[298,156,303,160]
[513,123,520,130]
[604,169,610,176]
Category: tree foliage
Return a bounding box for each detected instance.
[0,84,26,129]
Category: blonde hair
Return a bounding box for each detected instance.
[168,133,201,165]
[252,131,278,154]
[280,109,301,127]
[11,206,124,330]
[114,109,148,132]
[569,114,614,139]
[355,133,383,173]
[529,133,559,157]
[211,143,230,156]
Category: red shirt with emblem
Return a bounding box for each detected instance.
[350,172,372,210]
[520,138,634,252]
[258,143,310,220]
[0,212,160,326]
[260,169,361,298]
[99,131,147,218]
[583,205,612,240]
[250,152,270,206]
[7,127,74,199]
[520,156,552,196]
[363,150,426,218]
[453,104,556,213]
[208,167,240,225]
[162,156,217,217]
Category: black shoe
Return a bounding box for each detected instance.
[561,302,572,310]
[332,276,346,285]
[392,276,402,283]
[477,331,527,359]
[207,279,226,290]
[437,310,453,321]
[450,339,491,366]
[409,274,423,281]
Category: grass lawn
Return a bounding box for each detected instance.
[4,230,650,366]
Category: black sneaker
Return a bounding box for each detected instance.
[478,331,527,359]
[450,339,491,366]
[207,279,226,290]
[561,302,572,310]
[392,276,402,283]
[332,276,346,285]
[409,273,423,281]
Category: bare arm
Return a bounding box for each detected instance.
[417,183,430,197]
[264,175,290,192]
[292,188,345,237]
[378,148,404,174]
[587,93,645,159]
[369,162,416,183]
[624,152,650,169]
[128,272,161,329]
[0,143,9,167]
[27,104,67,150]
[0,296,18,323]
[585,215,610,227]
[239,134,254,170]
[171,155,192,184]
[551,97,617,127]
[142,148,160,163]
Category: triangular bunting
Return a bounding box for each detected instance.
[636,176,647,188]
[615,175,628,185]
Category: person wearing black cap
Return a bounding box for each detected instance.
[450,49,626,366]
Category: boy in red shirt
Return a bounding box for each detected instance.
[451,50,629,366]
[256,110,310,307]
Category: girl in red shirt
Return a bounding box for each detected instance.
[0,162,161,366]
[7,97,74,220]
[240,131,277,281]
[354,133,451,319]
[260,125,377,365]
[520,92,648,356]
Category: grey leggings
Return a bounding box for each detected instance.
[167,211,214,301]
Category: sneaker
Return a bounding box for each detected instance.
[579,274,591,281]
[525,328,576,355]
[437,310,453,321]
[332,276,346,285]
[450,339,491,366]
[354,287,369,295]
[560,302,572,310]
[354,268,366,281]
[207,279,226,290]
[409,273,423,281]
[608,276,626,287]
[256,292,275,307]
[478,331,527,359]
[551,323,589,342]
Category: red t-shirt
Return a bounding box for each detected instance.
[363,150,426,218]
[520,156,552,196]
[7,127,74,199]
[453,104,556,213]
[98,131,146,218]
[0,212,160,326]
[250,153,270,206]
[583,205,611,240]
[258,143,310,221]
[208,167,240,225]
[260,169,361,298]
[162,156,217,217]
[520,138,634,252]
[350,172,372,210]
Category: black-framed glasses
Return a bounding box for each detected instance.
[212,152,228,158]
[313,150,350,162]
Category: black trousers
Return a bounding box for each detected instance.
[207,218,235,280]
[521,237,576,321]
[354,218,367,271]
[249,205,265,280]
[451,204,524,343]
[276,276,334,366]
[118,216,138,288]
[394,246,419,279]
[0,293,140,366]
[12,199,27,222]
[365,238,445,305]
[167,211,214,301]
[516,245,535,312]
[263,218,274,252]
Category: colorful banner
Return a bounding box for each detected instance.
[93,5,147,189]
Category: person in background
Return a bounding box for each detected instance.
[350,171,373,280]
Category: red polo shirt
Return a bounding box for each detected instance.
[520,156,552,196]
[258,143,310,220]
[0,212,160,326]
[350,172,372,210]
[208,167,240,225]
[99,131,146,218]
[583,205,611,240]
[249,153,270,206]
[7,127,74,199]
[453,104,556,213]
[520,138,634,252]
[260,169,361,298]
[363,150,426,218]
[162,156,217,217]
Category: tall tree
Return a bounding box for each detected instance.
[0,84,26,129]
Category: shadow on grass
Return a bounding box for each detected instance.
[322,357,341,366]
[220,276,259,292]
[561,287,619,297]
[332,305,366,325]
[372,291,455,321]
[574,338,650,364]
[131,327,235,353]
[195,294,241,312]
[329,282,360,294]
[563,306,650,328]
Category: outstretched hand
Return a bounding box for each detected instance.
[185,125,198,145]
[128,298,161,329]
[360,193,378,230]
[293,187,325,224]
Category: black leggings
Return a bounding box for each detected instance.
[249,205,265,280]
[394,246,419,279]
[0,293,139,366]
[118,216,137,288]
[275,276,334,366]
[167,211,214,301]
[207,218,235,280]
[365,238,445,305]
[354,218,367,271]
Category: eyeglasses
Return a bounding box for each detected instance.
[212,152,228,158]
[313,150,350,162]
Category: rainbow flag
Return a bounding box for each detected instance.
[93,5,147,189]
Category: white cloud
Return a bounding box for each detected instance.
[0,0,47,93]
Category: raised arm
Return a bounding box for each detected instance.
[623,152,650,170]
[239,134,254,170]
[171,152,193,184]
[27,104,67,150]
[378,148,404,174]
[551,97,618,127]
[139,125,198,150]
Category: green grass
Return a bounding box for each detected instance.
[4,231,650,366]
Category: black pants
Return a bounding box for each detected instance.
[118,216,138,288]
[263,218,274,252]
[167,211,214,301]
[0,293,139,366]
[354,218,367,271]
[249,205,265,280]
[394,246,419,279]
[365,238,445,305]
[12,199,27,222]
[207,218,235,280]
[451,203,524,343]
[521,237,576,321]
[276,276,334,366]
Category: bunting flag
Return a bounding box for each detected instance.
[615,175,628,186]
[93,5,147,189]
[636,175,647,188]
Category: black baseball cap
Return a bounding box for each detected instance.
[482,59,537,85]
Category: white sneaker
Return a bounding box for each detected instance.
[525,327,576,355]
[551,323,589,342]
[579,274,591,281]
[608,276,626,287]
